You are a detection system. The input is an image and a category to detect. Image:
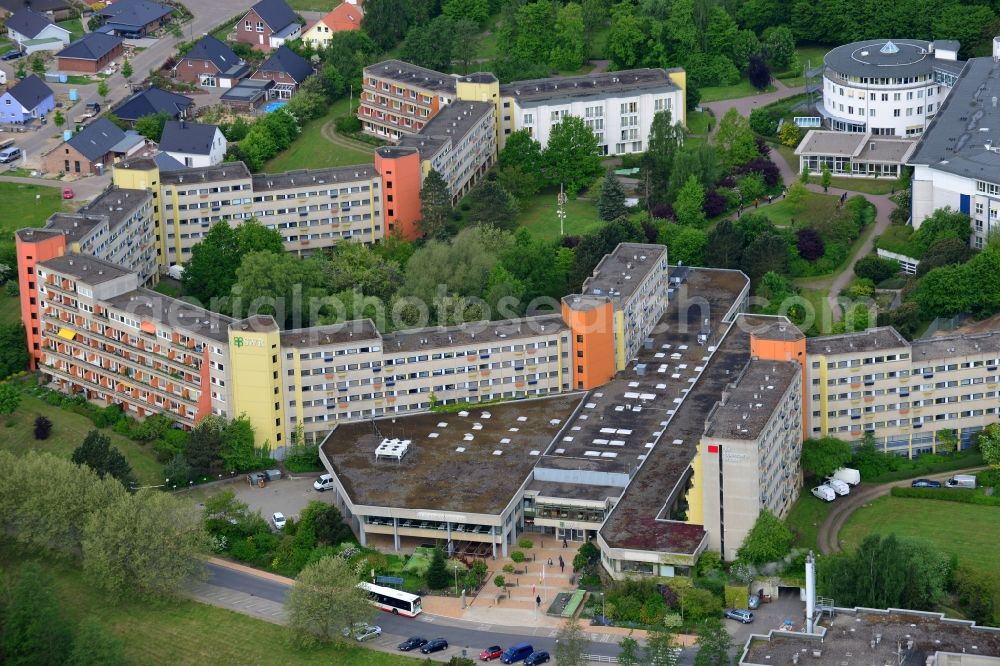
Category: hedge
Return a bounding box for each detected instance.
[890,486,1000,506]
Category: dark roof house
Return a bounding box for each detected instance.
[159,120,222,155]
[0,0,72,15]
[250,0,297,32]
[6,8,55,38]
[98,0,172,34]
[56,32,123,61]
[180,35,247,75]
[112,87,193,124]
[255,45,313,83]
[67,117,130,161]
[5,74,54,110]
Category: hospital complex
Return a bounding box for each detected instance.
[12,44,1000,574]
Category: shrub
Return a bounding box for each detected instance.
[4,281,17,297]
[90,404,124,428]
[33,415,52,440]
[703,189,728,218]
[854,254,900,282]
[510,550,526,563]
[502,564,515,574]
[797,228,825,260]
[748,108,778,136]
[335,115,361,134]
[517,538,533,549]
[163,453,192,487]
[725,586,750,609]
[889,486,1000,506]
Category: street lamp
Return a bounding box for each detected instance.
[556,183,567,236]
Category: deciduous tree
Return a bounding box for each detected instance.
[542,115,603,194]
[2,563,72,665]
[555,617,588,666]
[72,431,134,487]
[762,26,795,71]
[550,2,586,71]
[646,626,680,666]
[674,175,706,227]
[735,509,793,564]
[693,617,732,666]
[182,219,285,306]
[442,0,489,26]
[642,110,682,205]
[978,423,1000,467]
[715,109,758,171]
[467,180,520,230]
[134,111,173,142]
[0,381,21,414]
[617,633,642,666]
[287,555,372,646]
[801,437,853,478]
[748,54,771,90]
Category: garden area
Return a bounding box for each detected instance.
[262,98,374,173]
[0,182,70,253]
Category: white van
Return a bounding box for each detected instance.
[313,473,336,491]
[946,474,976,489]
[811,485,836,502]
[166,264,184,280]
[824,478,850,496]
[831,467,861,486]
[0,146,22,163]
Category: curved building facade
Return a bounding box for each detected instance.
[821,39,965,136]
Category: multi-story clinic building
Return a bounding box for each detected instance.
[359,60,687,156]
[821,39,964,135]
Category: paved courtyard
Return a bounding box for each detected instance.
[226,473,331,523]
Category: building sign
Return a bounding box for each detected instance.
[232,336,264,348]
[722,451,750,464]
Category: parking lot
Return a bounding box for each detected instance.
[227,473,331,523]
[726,590,805,649]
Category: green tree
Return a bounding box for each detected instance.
[419,169,453,239]
[667,143,718,200]
[704,6,739,62]
[693,617,732,666]
[67,618,127,666]
[360,0,410,50]
[646,626,680,666]
[426,546,451,589]
[53,109,65,127]
[452,19,481,73]
[550,2,586,71]
[181,219,284,307]
[238,124,278,171]
[97,80,109,99]
[499,129,544,172]
[606,6,645,70]
[443,0,489,26]
[953,567,995,625]
[2,563,72,666]
[978,423,1000,467]
[325,242,404,301]
[15,61,26,80]
[304,502,353,545]
[401,15,455,71]
[31,54,45,75]
[598,171,628,221]
[704,219,745,269]
[916,237,972,276]
[674,175,706,227]
[663,0,697,62]
[731,29,760,70]
[82,489,208,599]
[742,232,788,282]
[134,111,173,142]
[467,180,520,230]
[735,509,793,564]
[801,437,853,478]
[555,617,588,665]
[715,108,758,171]
[72,430,134,487]
[656,223,707,265]
[542,115,603,194]
[287,555,372,646]
[220,415,258,473]
[185,415,226,475]
[0,380,21,414]
[821,163,832,191]
[511,0,556,64]
[762,26,795,71]
[617,633,642,666]
[642,110,682,205]
[121,58,133,80]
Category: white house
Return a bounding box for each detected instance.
[501,68,686,156]
[5,8,71,54]
[820,39,965,137]
[907,39,1000,250]
[158,120,227,167]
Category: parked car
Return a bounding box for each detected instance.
[502,643,534,663]
[748,594,760,609]
[824,478,850,495]
[811,485,836,502]
[1,49,24,61]
[314,473,336,491]
[831,467,861,486]
[271,512,286,530]
[0,146,22,163]
[85,101,101,113]
[911,478,941,488]
[946,474,977,489]
[421,638,449,654]
[480,645,504,661]
[345,623,381,641]
[524,651,550,665]
[398,637,427,651]
[724,609,754,624]
[62,187,74,199]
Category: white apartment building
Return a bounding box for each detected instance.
[501,69,685,155]
[821,39,964,136]
[909,41,1000,248]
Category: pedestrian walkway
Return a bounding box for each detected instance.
[189,581,287,624]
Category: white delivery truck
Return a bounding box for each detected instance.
[831,467,861,486]
[167,264,184,280]
[811,485,836,502]
[946,474,976,489]
[824,479,850,496]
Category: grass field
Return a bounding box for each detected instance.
[784,490,835,549]
[761,190,841,227]
[686,110,713,135]
[840,496,1000,620]
[0,290,21,326]
[0,553,419,666]
[0,182,68,254]
[0,392,163,486]
[701,80,775,103]
[775,46,828,85]
[263,98,374,173]
[518,190,605,242]
[287,0,339,9]
[56,18,85,42]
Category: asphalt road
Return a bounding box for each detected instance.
[816,466,989,554]
[204,562,681,662]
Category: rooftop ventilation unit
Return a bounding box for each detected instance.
[374,437,410,462]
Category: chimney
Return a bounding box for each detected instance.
[805,551,817,633]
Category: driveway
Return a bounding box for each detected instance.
[227,473,330,522]
[726,591,803,650]
[816,466,989,554]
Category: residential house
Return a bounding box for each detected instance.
[97,0,173,38]
[0,0,74,20]
[301,2,363,48]
[43,117,146,175]
[159,120,226,167]
[5,8,71,54]
[250,45,312,99]
[112,87,193,126]
[55,33,123,74]
[220,78,274,112]
[172,35,248,89]
[235,0,300,52]
[0,74,55,124]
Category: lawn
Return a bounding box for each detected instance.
[796,287,836,336]
[784,490,835,549]
[287,0,339,9]
[686,110,713,135]
[263,98,374,173]
[63,74,98,85]
[700,79,775,103]
[761,190,841,227]
[518,190,605,242]
[775,46,828,84]
[0,392,164,486]
[56,18,85,42]
[0,553,420,666]
[840,496,1000,620]
[0,182,67,252]
[0,290,21,326]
